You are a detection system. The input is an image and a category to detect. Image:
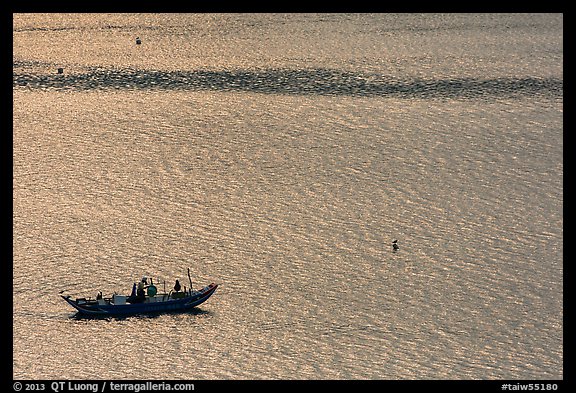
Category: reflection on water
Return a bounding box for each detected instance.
[13,13,562,380]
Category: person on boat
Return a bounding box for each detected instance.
[136,276,147,300]
[127,281,140,303]
[174,279,181,292]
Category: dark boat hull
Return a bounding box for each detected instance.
[62,283,218,316]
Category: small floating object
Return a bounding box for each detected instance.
[57,67,64,74]
[135,37,142,45]
[392,239,399,251]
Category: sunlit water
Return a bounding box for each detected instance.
[13,13,562,380]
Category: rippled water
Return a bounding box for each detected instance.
[13,13,562,380]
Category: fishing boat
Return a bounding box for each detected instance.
[61,269,218,316]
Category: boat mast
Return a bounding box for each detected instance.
[187,268,193,295]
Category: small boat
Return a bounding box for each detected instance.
[61,270,218,316]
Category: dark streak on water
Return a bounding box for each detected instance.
[13,67,563,99]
